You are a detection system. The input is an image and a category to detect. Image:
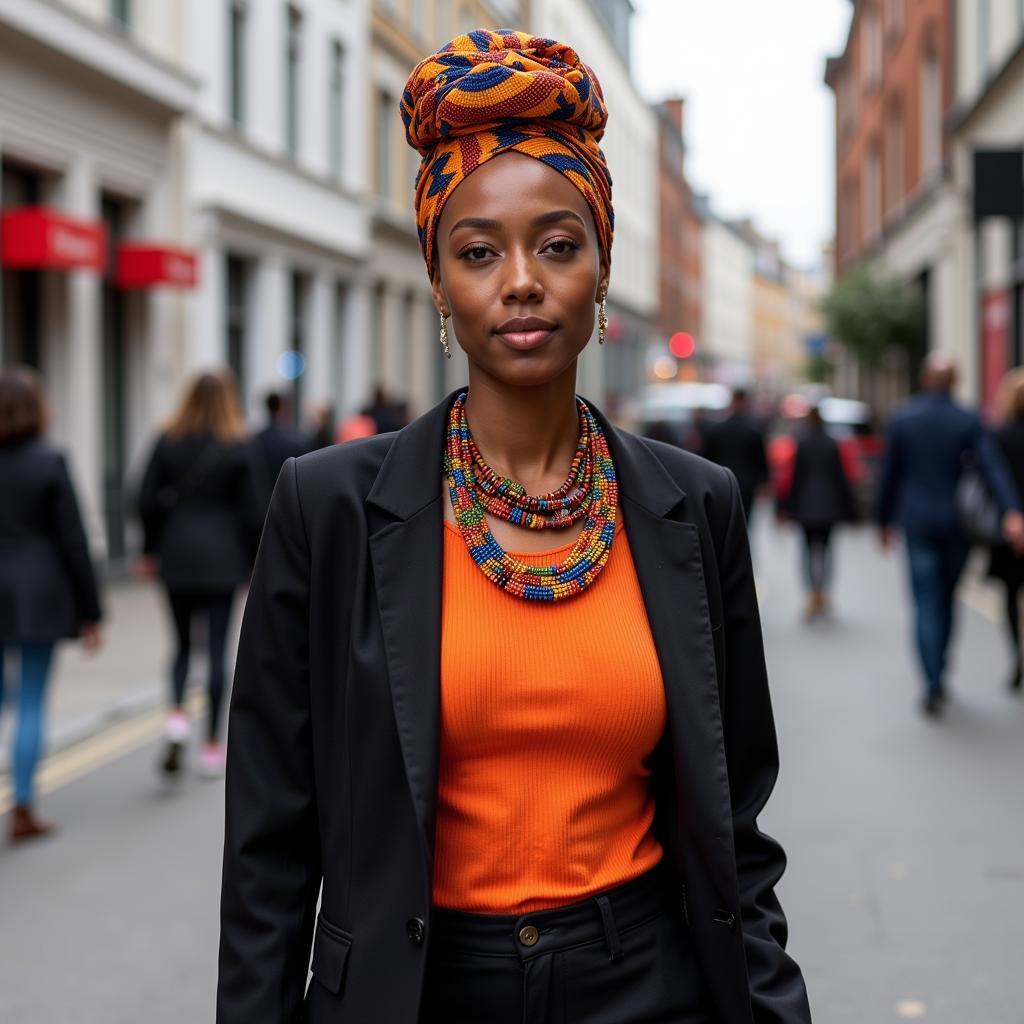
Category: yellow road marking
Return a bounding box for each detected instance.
[0,691,206,815]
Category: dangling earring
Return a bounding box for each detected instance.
[598,295,608,345]
[439,310,452,360]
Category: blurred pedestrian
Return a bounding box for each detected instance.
[987,368,1024,692]
[218,29,809,1024]
[780,406,858,620]
[361,383,405,434]
[878,355,1024,715]
[138,371,260,779]
[307,401,336,451]
[251,391,313,517]
[0,366,102,841]
[703,387,770,522]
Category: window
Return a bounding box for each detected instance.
[329,40,344,180]
[885,104,905,215]
[861,9,883,90]
[289,271,310,422]
[110,0,130,27]
[863,145,882,244]
[285,6,303,159]
[920,47,942,184]
[225,254,249,396]
[885,0,904,40]
[376,90,392,200]
[228,1,247,128]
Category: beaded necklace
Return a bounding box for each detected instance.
[444,392,619,602]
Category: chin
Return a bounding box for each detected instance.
[472,341,586,389]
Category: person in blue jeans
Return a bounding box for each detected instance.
[878,355,1024,715]
[0,367,103,840]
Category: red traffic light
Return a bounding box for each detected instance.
[669,332,696,360]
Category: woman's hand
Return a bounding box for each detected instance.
[135,554,159,579]
[80,622,102,653]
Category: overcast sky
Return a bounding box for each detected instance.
[630,0,854,269]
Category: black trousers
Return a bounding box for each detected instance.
[420,867,715,1023]
[164,588,234,742]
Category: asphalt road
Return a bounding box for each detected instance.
[1,518,1022,1024]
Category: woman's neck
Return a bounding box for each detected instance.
[463,369,581,490]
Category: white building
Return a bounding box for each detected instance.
[530,0,658,406]
[183,0,373,426]
[700,215,755,384]
[951,0,1024,412]
[0,0,198,560]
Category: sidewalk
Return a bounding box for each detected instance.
[1,579,241,767]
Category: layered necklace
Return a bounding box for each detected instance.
[444,392,619,601]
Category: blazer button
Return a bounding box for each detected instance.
[712,910,736,930]
[406,917,426,945]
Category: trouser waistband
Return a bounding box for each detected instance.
[429,865,669,963]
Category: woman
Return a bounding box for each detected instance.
[988,368,1024,691]
[781,406,858,619]
[218,31,810,1024]
[0,366,102,841]
[138,371,259,780]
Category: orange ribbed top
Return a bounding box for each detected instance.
[433,518,666,914]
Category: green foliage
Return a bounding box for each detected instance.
[822,268,924,368]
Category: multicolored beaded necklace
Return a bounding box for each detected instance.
[444,392,619,602]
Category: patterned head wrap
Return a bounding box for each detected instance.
[401,29,614,280]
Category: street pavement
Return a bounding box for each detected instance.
[1,514,1023,1023]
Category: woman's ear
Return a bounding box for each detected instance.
[430,268,448,320]
[595,256,610,304]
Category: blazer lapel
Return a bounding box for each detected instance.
[601,418,736,889]
[366,392,457,866]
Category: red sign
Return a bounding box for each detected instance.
[116,243,199,289]
[982,289,1011,419]
[1,206,106,270]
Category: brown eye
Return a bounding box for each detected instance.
[460,245,494,262]
[542,238,581,256]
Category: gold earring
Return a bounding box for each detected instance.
[598,296,608,345]
[439,311,452,360]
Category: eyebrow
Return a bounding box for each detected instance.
[448,209,587,236]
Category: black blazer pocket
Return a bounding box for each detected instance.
[310,913,352,995]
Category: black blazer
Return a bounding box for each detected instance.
[217,391,811,1024]
[138,432,261,592]
[0,439,102,644]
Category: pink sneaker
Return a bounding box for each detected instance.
[198,742,226,779]
[159,711,191,777]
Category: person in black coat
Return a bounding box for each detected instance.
[780,406,858,619]
[138,371,260,780]
[988,369,1024,691]
[703,388,770,521]
[251,391,314,518]
[0,366,102,841]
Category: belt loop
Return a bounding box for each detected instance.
[594,895,623,961]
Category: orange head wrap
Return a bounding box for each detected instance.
[400,29,614,280]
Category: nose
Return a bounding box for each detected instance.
[500,245,544,305]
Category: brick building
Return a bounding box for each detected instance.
[655,99,702,375]
[826,0,955,397]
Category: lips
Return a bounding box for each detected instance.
[494,316,557,351]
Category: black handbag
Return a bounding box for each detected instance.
[956,458,1003,545]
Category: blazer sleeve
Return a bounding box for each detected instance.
[51,453,103,625]
[876,418,903,527]
[137,436,166,556]
[218,457,321,1023]
[717,469,812,1023]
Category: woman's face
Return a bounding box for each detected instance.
[431,152,609,389]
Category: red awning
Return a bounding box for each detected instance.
[116,243,199,289]
[1,206,106,271]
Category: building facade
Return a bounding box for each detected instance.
[530,0,658,407]
[655,99,702,378]
[826,0,956,397]
[0,0,198,560]
[700,213,755,385]
[951,0,1024,412]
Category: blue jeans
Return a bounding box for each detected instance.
[0,642,56,805]
[904,535,969,696]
